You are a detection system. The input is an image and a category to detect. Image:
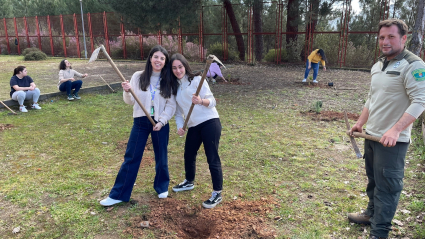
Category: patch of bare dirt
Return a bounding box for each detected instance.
[300,111,360,121]
[0,124,13,131]
[218,77,251,85]
[123,197,278,239]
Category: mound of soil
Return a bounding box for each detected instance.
[123,197,278,239]
[0,124,13,131]
[301,110,359,122]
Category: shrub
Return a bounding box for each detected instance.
[263,48,288,62]
[24,50,48,61]
[207,42,239,61]
[22,47,42,56]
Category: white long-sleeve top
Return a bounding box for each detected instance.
[58,69,83,88]
[175,75,219,129]
[123,71,176,125]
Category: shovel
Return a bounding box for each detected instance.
[89,45,155,126]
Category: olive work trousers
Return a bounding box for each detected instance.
[363,139,409,238]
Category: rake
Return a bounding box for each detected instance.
[88,45,155,126]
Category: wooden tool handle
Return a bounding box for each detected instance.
[0,101,17,114]
[182,57,214,130]
[100,45,156,126]
[346,131,381,142]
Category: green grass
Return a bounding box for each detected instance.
[1,56,425,238]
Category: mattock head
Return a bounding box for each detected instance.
[88,46,102,63]
[207,54,226,69]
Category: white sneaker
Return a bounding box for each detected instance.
[158,191,168,199]
[312,80,318,83]
[19,106,28,112]
[302,79,307,82]
[99,197,123,206]
[32,103,41,110]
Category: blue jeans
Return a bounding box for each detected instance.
[109,116,170,201]
[304,60,319,80]
[11,88,40,105]
[59,80,83,95]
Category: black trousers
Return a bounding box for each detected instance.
[184,118,223,191]
[364,139,409,238]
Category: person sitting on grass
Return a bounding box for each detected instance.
[58,59,88,101]
[10,66,42,112]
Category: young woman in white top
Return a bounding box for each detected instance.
[58,59,88,101]
[100,45,177,206]
[170,53,223,209]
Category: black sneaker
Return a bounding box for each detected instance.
[172,179,194,192]
[73,92,81,100]
[202,191,222,209]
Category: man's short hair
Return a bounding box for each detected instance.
[378,19,408,36]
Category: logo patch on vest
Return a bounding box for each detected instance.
[393,61,400,68]
[412,68,425,81]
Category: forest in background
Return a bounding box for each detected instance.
[0,0,422,67]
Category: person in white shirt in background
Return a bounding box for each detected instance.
[170,53,223,209]
[100,45,177,206]
[58,59,88,101]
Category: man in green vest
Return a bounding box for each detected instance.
[348,19,425,239]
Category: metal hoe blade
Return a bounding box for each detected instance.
[208,54,226,69]
[344,112,362,158]
[88,47,101,63]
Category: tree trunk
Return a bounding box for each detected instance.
[253,0,263,61]
[286,0,300,47]
[408,0,425,56]
[301,0,319,60]
[223,0,245,61]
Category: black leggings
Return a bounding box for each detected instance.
[184,118,223,191]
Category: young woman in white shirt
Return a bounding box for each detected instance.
[170,53,223,209]
[100,45,177,206]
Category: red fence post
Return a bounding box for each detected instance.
[3,18,11,54]
[222,4,228,61]
[24,17,30,48]
[73,13,81,58]
[47,15,54,56]
[35,16,42,51]
[88,13,94,53]
[121,16,126,59]
[13,17,21,55]
[60,15,67,57]
[178,18,182,54]
[199,7,204,62]
[247,6,253,64]
[103,12,110,55]
[157,26,162,45]
[138,28,143,60]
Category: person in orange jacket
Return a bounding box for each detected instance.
[302,49,327,83]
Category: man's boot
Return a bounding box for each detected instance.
[347,212,371,224]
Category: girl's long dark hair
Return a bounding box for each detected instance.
[170,53,201,85]
[59,59,71,70]
[13,66,26,76]
[318,49,327,62]
[139,45,177,98]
